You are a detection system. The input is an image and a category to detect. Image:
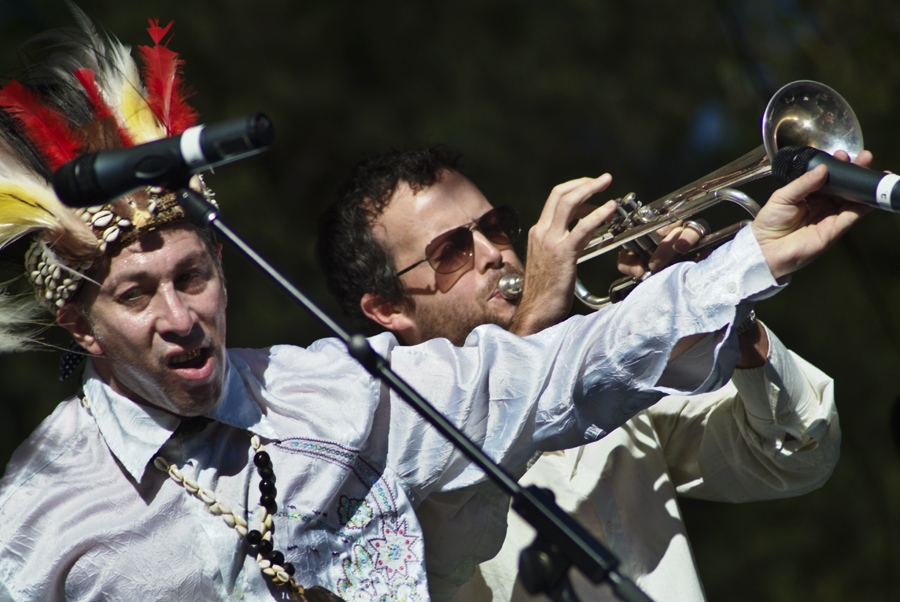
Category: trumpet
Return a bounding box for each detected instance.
[499,80,864,309]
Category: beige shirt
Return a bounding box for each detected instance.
[446,326,838,602]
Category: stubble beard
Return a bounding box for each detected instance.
[411,266,523,346]
[91,325,227,418]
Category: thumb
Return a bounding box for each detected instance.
[752,164,828,241]
[768,163,828,209]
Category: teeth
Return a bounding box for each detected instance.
[171,349,202,364]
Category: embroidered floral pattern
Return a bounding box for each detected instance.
[339,496,374,530]
[275,437,422,597]
[368,518,419,578]
[338,544,422,602]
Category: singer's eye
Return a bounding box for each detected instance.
[177,269,210,293]
[118,287,148,304]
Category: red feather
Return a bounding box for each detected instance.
[74,68,135,146]
[137,19,198,136]
[0,80,80,170]
[147,19,173,45]
[74,68,112,120]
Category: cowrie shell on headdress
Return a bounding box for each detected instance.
[102,226,120,243]
[91,210,114,228]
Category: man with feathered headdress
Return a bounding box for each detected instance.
[0,8,870,602]
[0,12,208,348]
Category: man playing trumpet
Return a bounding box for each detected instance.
[317,146,870,600]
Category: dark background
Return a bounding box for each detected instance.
[2,1,900,600]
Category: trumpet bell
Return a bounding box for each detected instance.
[498,81,865,310]
[763,80,863,162]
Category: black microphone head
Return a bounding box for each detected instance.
[772,146,821,184]
[53,155,104,207]
[198,113,275,164]
[247,113,275,148]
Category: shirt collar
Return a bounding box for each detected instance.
[83,361,182,483]
[206,350,279,440]
[83,352,278,483]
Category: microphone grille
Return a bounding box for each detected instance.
[772,146,821,184]
[53,155,101,207]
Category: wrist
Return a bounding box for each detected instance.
[736,310,757,336]
[736,313,769,369]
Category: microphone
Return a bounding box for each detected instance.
[772,145,900,213]
[53,113,275,207]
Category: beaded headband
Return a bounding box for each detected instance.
[0,9,213,350]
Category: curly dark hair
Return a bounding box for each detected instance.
[316,146,462,334]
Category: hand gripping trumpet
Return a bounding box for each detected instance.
[499,80,864,310]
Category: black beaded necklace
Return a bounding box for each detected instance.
[247,449,294,579]
[155,433,342,602]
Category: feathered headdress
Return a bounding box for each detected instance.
[0,7,214,354]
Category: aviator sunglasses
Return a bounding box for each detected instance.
[395,205,521,276]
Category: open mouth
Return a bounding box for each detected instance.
[169,348,208,369]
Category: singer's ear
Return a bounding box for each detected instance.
[57,301,103,356]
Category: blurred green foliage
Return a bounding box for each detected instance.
[2,0,900,600]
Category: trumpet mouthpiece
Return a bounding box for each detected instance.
[498,274,523,299]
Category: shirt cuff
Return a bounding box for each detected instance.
[731,325,834,446]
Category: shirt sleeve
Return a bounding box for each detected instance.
[371,226,782,599]
[380,225,783,499]
[649,324,840,502]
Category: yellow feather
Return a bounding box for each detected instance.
[0,181,96,255]
[105,46,165,144]
[120,82,165,143]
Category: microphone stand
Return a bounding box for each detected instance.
[176,187,654,602]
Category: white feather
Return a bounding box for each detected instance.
[0,292,45,353]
